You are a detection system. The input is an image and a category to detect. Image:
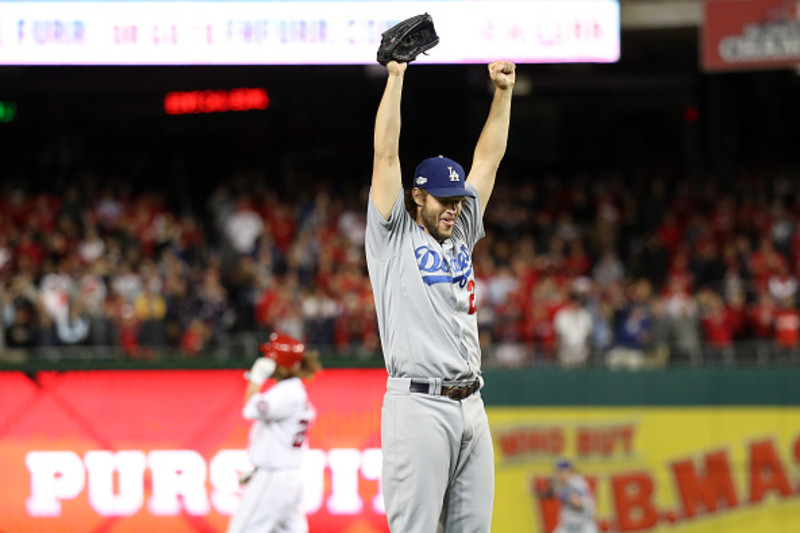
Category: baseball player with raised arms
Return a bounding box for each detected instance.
[366,59,515,532]
[226,332,321,533]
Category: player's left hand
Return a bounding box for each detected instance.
[489,61,515,90]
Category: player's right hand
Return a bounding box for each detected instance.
[246,357,277,386]
[489,60,515,90]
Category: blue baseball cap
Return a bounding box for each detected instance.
[554,458,573,470]
[412,156,475,198]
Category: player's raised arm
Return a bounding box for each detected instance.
[467,60,515,215]
[371,60,407,221]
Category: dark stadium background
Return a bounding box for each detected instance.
[3,28,798,204]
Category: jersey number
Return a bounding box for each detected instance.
[467,280,477,315]
[293,419,310,448]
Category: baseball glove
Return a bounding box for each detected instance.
[376,13,439,66]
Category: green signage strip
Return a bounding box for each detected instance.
[480,367,800,406]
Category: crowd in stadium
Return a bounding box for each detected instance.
[1,163,800,367]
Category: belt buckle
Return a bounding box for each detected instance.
[446,384,473,400]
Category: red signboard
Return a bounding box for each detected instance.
[0,368,389,533]
[164,88,270,115]
[702,0,800,71]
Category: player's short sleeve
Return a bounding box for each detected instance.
[365,188,409,261]
[243,383,300,421]
[451,182,485,251]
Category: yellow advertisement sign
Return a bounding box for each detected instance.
[489,408,800,533]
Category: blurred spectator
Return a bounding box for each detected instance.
[105,286,137,356]
[39,260,74,326]
[194,267,231,343]
[553,292,593,368]
[133,272,167,356]
[648,298,671,368]
[0,234,12,273]
[78,259,112,346]
[78,225,106,264]
[487,265,520,308]
[773,296,800,357]
[656,212,683,256]
[726,290,748,341]
[606,281,654,371]
[690,238,725,290]
[14,230,45,270]
[592,248,625,289]
[94,187,124,232]
[57,185,85,230]
[494,341,528,368]
[698,290,734,364]
[162,272,191,346]
[2,275,39,350]
[563,239,592,277]
[523,277,563,362]
[56,297,90,345]
[587,295,614,354]
[663,283,701,364]
[630,233,669,287]
[227,254,260,332]
[749,237,786,293]
[224,195,264,256]
[181,317,211,357]
[35,299,59,350]
[262,195,297,255]
[747,290,775,345]
[112,260,142,304]
[768,262,797,302]
[301,286,338,347]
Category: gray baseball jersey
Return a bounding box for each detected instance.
[365,182,485,380]
[555,474,598,533]
[366,183,494,533]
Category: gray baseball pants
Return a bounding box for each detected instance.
[381,377,495,533]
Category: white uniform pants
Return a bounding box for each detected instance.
[226,467,307,533]
[382,377,495,533]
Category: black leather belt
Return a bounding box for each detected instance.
[409,380,480,400]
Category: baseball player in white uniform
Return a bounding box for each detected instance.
[366,59,515,532]
[538,459,598,533]
[226,333,321,533]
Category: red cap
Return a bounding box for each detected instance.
[259,332,304,370]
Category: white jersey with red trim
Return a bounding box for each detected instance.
[242,377,315,469]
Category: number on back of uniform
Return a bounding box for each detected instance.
[293,419,310,447]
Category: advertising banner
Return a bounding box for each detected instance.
[702,0,800,71]
[2,370,799,532]
[491,407,800,532]
[0,0,620,65]
[0,369,389,533]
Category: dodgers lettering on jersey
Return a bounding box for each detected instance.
[365,182,485,380]
[416,243,473,287]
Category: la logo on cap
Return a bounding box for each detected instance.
[448,167,460,181]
